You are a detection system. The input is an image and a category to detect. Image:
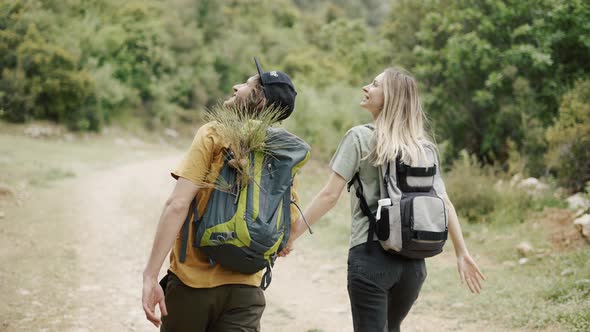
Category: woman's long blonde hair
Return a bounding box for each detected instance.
[370,68,433,166]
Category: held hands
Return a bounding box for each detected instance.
[457,253,486,294]
[278,237,294,257]
[278,218,305,257]
[142,278,168,327]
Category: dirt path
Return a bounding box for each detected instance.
[0,156,532,332]
[0,155,178,332]
[263,246,515,332]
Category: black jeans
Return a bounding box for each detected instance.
[347,241,427,332]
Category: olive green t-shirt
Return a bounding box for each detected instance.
[330,124,380,249]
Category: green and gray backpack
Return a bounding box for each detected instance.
[179,126,310,289]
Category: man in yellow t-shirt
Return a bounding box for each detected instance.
[142,58,302,331]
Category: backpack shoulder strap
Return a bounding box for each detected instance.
[179,197,198,263]
[347,172,377,252]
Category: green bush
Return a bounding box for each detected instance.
[545,79,590,192]
[444,150,531,223]
[0,23,95,129]
[445,151,498,222]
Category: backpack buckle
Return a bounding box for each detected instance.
[347,172,360,192]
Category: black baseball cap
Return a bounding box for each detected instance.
[254,57,297,121]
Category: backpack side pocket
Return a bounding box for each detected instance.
[378,203,402,252]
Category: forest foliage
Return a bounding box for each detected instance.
[1,0,589,190]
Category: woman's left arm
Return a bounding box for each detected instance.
[278,172,347,256]
[445,196,487,294]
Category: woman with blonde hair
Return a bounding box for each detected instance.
[280,68,486,332]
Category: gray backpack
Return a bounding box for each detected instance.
[348,146,448,258]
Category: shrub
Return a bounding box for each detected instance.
[545,79,590,192]
[444,151,500,222]
[0,23,95,130]
[444,150,531,224]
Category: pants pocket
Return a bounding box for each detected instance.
[165,272,185,295]
[229,285,266,308]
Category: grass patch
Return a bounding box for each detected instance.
[544,250,590,331]
[28,167,76,187]
[419,218,589,331]
[0,122,184,189]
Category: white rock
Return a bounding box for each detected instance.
[128,137,145,147]
[164,128,179,138]
[516,242,533,257]
[573,214,590,240]
[518,177,550,196]
[114,138,127,146]
[310,273,322,283]
[502,260,517,268]
[494,180,504,191]
[518,258,529,265]
[24,126,42,138]
[24,125,61,138]
[567,193,590,211]
[561,268,575,276]
[0,211,4,219]
[451,302,465,308]
[510,174,523,187]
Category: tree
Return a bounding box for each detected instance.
[545,79,590,192]
[382,0,590,175]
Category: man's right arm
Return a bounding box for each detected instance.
[142,177,199,327]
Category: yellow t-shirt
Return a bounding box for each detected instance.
[170,122,302,288]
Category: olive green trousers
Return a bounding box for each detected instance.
[160,272,266,332]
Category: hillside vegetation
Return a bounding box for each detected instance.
[1,0,589,191]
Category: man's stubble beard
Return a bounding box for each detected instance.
[224,95,246,109]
